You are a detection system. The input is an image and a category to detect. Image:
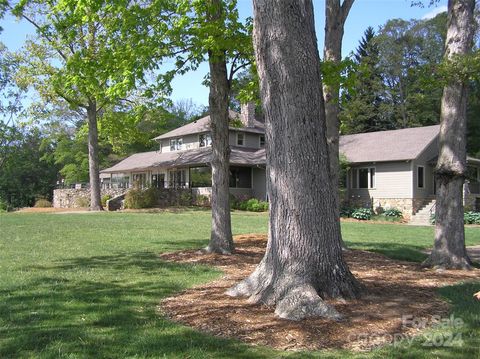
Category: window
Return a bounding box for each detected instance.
[229,166,252,188]
[170,138,183,151]
[199,133,212,147]
[151,173,165,188]
[259,135,265,148]
[237,132,245,146]
[351,167,375,189]
[168,169,186,188]
[132,173,147,188]
[189,167,212,187]
[417,166,424,188]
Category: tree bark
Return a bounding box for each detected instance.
[227,0,362,320]
[87,100,103,211]
[423,0,475,270]
[323,0,354,249]
[205,51,234,254]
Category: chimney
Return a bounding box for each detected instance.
[240,102,255,128]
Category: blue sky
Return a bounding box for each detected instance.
[0,0,448,108]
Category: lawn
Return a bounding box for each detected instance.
[0,210,479,358]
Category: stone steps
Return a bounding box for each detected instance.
[409,199,436,226]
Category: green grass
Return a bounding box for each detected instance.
[0,210,479,358]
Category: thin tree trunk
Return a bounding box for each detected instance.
[323,0,354,249]
[227,0,361,320]
[87,100,102,211]
[423,0,474,270]
[205,49,234,254]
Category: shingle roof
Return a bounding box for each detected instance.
[153,110,265,140]
[100,147,266,173]
[339,125,440,163]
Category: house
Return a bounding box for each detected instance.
[341,125,480,218]
[100,111,480,217]
[100,103,268,200]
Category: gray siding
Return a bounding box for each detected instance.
[252,167,267,200]
[412,137,438,199]
[348,161,413,199]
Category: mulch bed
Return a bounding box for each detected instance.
[158,234,479,352]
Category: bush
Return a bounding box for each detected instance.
[430,211,480,225]
[0,198,8,212]
[124,188,157,209]
[179,191,193,206]
[464,211,480,225]
[195,194,210,207]
[75,197,90,208]
[101,195,112,207]
[340,207,355,218]
[384,208,403,218]
[34,198,52,208]
[351,208,373,220]
[232,197,268,212]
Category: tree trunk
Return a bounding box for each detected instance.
[87,100,103,211]
[423,0,475,270]
[323,0,354,249]
[205,50,234,254]
[227,0,362,320]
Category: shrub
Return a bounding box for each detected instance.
[75,197,90,208]
[195,194,210,207]
[0,198,8,212]
[34,198,52,208]
[351,208,373,220]
[464,211,480,225]
[179,191,193,206]
[232,197,268,212]
[384,208,403,218]
[340,207,354,218]
[124,188,157,209]
[101,195,112,207]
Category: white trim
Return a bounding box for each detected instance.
[417,165,425,189]
[236,132,245,146]
[352,166,376,189]
[198,133,212,148]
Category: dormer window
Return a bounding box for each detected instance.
[199,133,212,147]
[259,135,265,148]
[237,132,245,146]
[170,138,182,151]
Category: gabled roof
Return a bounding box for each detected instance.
[100,147,265,174]
[153,110,265,140]
[339,125,440,163]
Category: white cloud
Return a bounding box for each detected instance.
[422,5,448,20]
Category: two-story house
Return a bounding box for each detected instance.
[100,103,268,200]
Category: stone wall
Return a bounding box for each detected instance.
[53,188,126,208]
[464,193,480,211]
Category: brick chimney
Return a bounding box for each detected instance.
[240,102,255,128]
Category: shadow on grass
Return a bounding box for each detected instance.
[0,252,272,358]
[345,241,428,262]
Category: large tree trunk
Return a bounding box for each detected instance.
[205,49,234,254]
[227,0,362,320]
[323,0,354,249]
[423,0,475,270]
[87,100,103,211]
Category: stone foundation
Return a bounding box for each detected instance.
[53,188,126,208]
[464,193,480,211]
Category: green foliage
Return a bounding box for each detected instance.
[464,211,480,225]
[232,197,268,212]
[351,207,373,220]
[194,194,210,207]
[340,207,355,218]
[124,188,158,209]
[0,125,59,208]
[384,208,403,218]
[75,197,90,208]
[33,198,52,208]
[101,194,112,207]
[179,191,193,206]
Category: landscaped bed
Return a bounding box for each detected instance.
[160,235,480,353]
